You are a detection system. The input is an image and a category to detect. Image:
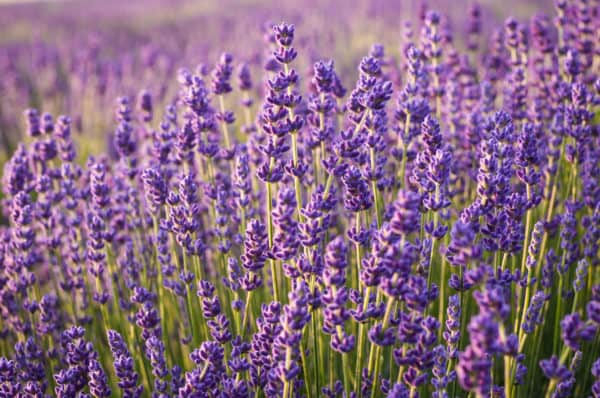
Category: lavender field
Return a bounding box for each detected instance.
[0,0,598,397]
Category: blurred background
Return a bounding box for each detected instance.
[0,0,552,163]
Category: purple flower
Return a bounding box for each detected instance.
[272,188,299,260]
[2,144,33,196]
[24,109,41,137]
[55,327,99,396]
[0,358,20,396]
[107,330,143,398]
[322,236,355,353]
[237,62,253,92]
[207,313,232,344]
[457,310,503,397]
[88,358,111,398]
[115,97,136,159]
[540,355,571,382]
[342,166,372,212]
[141,167,167,214]
[212,52,234,96]
[272,282,310,386]
[591,358,600,398]
[522,291,548,334]
[89,161,111,211]
[444,294,461,358]
[145,336,169,397]
[13,338,46,395]
[55,115,76,162]
[299,185,330,247]
[446,220,481,268]
[560,312,597,351]
[137,90,153,122]
[432,345,454,397]
[573,259,589,292]
[249,301,281,389]
[241,219,269,273]
[198,280,222,319]
[183,341,226,394]
[135,301,162,341]
[37,293,61,335]
[389,189,422,237]
[588,297,600,325]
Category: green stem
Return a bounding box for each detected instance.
[240,290,253,339]
[397,109,411,186]
[514,187,533,336]
[218,95,232,150]
[355,212,362,292]
[152,216,171,361]
[437,255,447,341]
[368,296,396,398]
[312,303,320,397]
[500,325,513,398]
[266,168,280,302]
[370,146,382,228]
[553,257,566,355]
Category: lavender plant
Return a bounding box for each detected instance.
[0,2,598,398]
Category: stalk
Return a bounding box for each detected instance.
[552,253,567,355]
[152,215,171,365]
[355,212,362,291]
[265,155,280,302]
[437,255,447,340]
[369,145,382,228]
[427,184,441,293]
[368,294,396,398]
[331,284,351,394]
[239,290,253,339]
[355,306,368,395]
[500,324,513,398]
[218,95,232,150]
[515,185,533,336]
[312,305,320,397]
[299,331,312,398]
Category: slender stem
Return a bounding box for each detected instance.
[152,216,172,365]
[265,156,279,302]
[330,285,351,394]
[300,330,312,398]
[515,186,532,335]
[553,257,566,355]
[312,302,320,397]
[240,290,253,339]
[397,112,411,189]
[355,303,368,395]
[218,95,232,150]
[355,212,362,292]
[368,295,396,398]
[370,146,382,228]
[500,324,513,398]
[283,343,293,398]
[437,255,447,340]
[354,212,367,395]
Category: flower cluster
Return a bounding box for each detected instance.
[0,3,599,398]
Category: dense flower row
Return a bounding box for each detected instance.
[0,1,599,398]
